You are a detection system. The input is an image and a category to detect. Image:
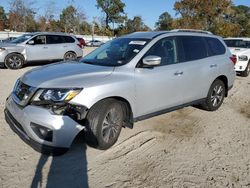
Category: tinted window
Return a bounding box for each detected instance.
[205,37,226,56]
[33,35,46,45]
[224,39,250,48]
[47,35,65,44]
[144,37,178,66]
[178,36,207,61]
[64,36,75,43]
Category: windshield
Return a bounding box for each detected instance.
[10,34,34,44]
[224,39,250,48]
[81,38,150,66]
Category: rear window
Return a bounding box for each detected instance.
[224,39,250,48]
[178,36,207,62]
[205,37,226,56]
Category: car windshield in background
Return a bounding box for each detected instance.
[224,39,250,48]
[10,34,34,44]
[81,38,150,66]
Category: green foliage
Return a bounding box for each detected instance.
[172,0,241,37]
[231,5,250,36]
[0,6,7,30]
[155,12,173,31]
[96,0,126,28]
[60,5,78,33]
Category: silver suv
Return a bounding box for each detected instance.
[5,30,235,155]
[0,32,83,69]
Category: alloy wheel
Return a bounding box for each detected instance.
[211,85,224,107]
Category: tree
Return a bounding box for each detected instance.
[8,0,36,32]
[60,5,78,33]
[231,5,250,36]
[96,0,126,29]
[155,12,173,31]
[126,16,151,33]
[0,6,7,30]
[173,0,240,37]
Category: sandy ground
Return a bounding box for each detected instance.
[0,47,250,188]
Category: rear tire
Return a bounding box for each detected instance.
[64,51,77,61]
[201,79,226,111]
[4,53,24,69]
[241,63,250,77]
[85,99,125,150]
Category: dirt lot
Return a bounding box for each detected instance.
[0,48,250,188]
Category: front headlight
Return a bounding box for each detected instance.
[32,88,82,102]
[238,55,248,61]
[0,47,6,52]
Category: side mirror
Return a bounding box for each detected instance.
[27,40,34,45]
[142,55,161,67]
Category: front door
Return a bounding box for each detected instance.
[25,35,51,61]
[135,37,187,117]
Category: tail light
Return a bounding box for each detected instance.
[77,43,82,48]
[230,55,237,65]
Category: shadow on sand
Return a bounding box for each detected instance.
[30,133,89,188]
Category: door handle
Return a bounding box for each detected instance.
[174,71,183,76]
[43,46,48,49]
[210,64,217,68]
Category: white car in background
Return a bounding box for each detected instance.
[224,38,250,77]
[0,32,83,69]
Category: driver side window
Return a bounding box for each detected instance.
[145,38,178,66]
[32,35,46,45]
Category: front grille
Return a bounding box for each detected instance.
[13,80,36,106]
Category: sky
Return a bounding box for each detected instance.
[1,0,250,29]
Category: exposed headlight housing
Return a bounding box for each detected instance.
[238,55,248,61]
[32,88,82,103]
[0,47,6,52]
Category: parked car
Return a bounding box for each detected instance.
[86,40,104,47]
[76,37,86,48]
[0,37,17,43]
[5,30,235,155]
[224,38,250,77]
[0,32,83,69]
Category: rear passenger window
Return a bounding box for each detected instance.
[205,37,226,56]
[178,36,207,62]
[47,35,65,44]
[64,36,75,43]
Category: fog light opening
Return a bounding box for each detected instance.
[30,123,53,142]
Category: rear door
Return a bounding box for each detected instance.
[175,36,219,103]
[46,35,66,60]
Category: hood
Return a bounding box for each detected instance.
[0,42,18,48]
[228,47,250,55]
[21,61,114,88]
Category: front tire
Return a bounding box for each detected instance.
[201,79,226,111]
[241,63,250,77]
[4,53,24,69]
[85,99,125,150]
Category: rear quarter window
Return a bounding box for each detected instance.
[205,37,226,56]
[64,36,75,43]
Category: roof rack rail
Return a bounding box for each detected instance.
[171,29,213,35]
